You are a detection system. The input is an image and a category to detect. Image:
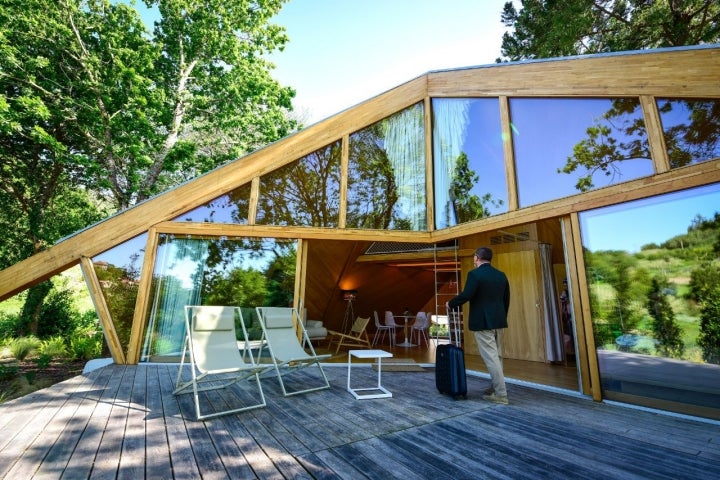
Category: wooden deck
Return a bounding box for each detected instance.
[1,362,718,479]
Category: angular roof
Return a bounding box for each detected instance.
[2,44,720,301]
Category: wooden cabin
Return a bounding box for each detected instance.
[1,45,719,420]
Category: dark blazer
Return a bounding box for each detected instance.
[448,263,510,331]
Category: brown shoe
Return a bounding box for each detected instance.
[483,387,494,395]
[482,394,509,405]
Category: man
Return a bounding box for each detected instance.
[447,246,510,404]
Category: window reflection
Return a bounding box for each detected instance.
[142,235,296,361]
[347,103,426,230]
[432,98,507,229]
[92,234,147,356]
[174,183,251,223]
[256,142,341,226]
[657,98,720,168]
[511,98,654,208]
[579,183,720,416]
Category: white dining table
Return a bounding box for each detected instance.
[394,315,416,347]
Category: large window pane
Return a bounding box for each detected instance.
[347,103,426,230]
[512,98,654,208]
[174,183,251,223]
[256,141,341,226]
[657,98,720,168]
[432,98,507,229]
[579,183,720,419]
[142,235,296,361]
[92,234,148,357]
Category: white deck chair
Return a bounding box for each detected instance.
[255,306,331,397]
[174,306,268,420]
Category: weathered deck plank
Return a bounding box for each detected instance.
[0,362,718,479]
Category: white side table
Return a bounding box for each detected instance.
[347,349,393,399]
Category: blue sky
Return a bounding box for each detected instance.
[132,1,511,124]
[580,184,720,253]
[266,0,511,124]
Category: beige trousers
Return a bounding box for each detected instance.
[473,329,507,397]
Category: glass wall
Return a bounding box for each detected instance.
[174,183,251,223]
[657,98,720,168]
[432,98,508,229]
[141,235,296,361]
[256,141,342,227]
[511,98,655,208]
[346,102,426,230]
[579,183,720,418]
[91,234,147,357]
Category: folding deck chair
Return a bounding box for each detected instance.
[174,305,268,420]
[255,306,331,396]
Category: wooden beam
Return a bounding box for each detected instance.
[641,95,670,174]
[569,212,601,400]
[428,47,720,97]
[79,257,126,365]
[499,95,519,211]
[126,228,159,364]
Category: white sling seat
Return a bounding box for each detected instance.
[174,306,268,420]
[255,306,331,397]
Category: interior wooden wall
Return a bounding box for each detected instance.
[304,239,437,332]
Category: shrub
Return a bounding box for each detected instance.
[0,312,23,340]
[34,354,52,369]
[36,286,77,338]
[39,336,69,359]
[0,362,19,381]
[9,336,41,361]
[69,327,103,361]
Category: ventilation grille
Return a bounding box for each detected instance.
[364,241,456,255]
[490,231,530,245]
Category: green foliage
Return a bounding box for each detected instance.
[0,311,23,340]
[688,261,720,303]
[587,211,720,362]
[34,354,52,369]
[39,336,69,359]
[9,336,42,361]
[94,261,139,352]
[70,327,103,361]
[35,285,80,338]
[498,0,720,62]
[646,278,684,357]
[1,0,298,337]
[694,264,720,364]
[239,307,263,341]
[264,248,297,307]
[205,268,267,307]
[0,363,19,381]
[500,3,720,195]
[450,152,503,222]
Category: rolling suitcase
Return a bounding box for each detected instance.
[435,307,466,399]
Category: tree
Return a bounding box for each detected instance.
[646,277,684,357]
[1,0,296,215]
[1,0,297,330]
[697,287,720,364]
[689,262,720,363]
[498,0,720,62]
[450,152,503,222]
[499,2,720,196]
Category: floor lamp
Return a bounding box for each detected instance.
[341,290,357,334]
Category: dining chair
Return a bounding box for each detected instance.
[384,311,400,346]
[410,311,430,347]
[372,310,395,346]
